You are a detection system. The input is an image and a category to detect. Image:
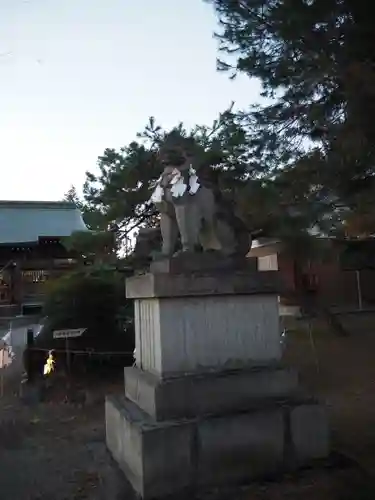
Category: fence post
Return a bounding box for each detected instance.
[24,327,35,383]
[355,270,363,311]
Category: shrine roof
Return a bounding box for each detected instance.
[0,200,88,245]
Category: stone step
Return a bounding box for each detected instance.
[124,365,301,421]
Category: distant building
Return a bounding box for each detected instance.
[0,200,88,317]
[248,237,375,314]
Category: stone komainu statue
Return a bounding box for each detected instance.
[142,137,251,258]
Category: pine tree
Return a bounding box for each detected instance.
[206,0,375,234]
[82,109,257,241]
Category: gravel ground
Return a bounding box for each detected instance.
[0,325,375,500]
[0,383,373,500]
[0,389,132,500]
[0,319,133,500]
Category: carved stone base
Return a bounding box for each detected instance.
[106,395,329,499]
[132,293,282,376]
[106,268,330,499]
[150,252,257,274]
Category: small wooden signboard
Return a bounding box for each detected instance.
[53,328,86,374]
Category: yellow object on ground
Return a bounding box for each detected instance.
[43,352,55,376]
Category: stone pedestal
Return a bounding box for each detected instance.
[106,261,329,499]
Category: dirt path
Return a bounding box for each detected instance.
[0,326,375,499]
[0,385,374,500]
[0,389,131,500]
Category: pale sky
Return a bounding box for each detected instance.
[0,0,262,201]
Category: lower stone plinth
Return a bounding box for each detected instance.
[105,396,329,499]
[105,396,194,499]
[124,365,299,420]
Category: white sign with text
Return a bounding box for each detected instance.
[53,328,86,339]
